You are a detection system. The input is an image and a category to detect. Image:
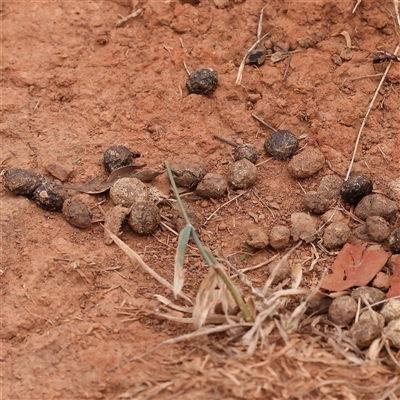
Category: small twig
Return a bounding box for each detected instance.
[251,113,278,132]
[204,192,247,224]
[394,0,400,27]
[257,5,267,40]
[345,44,399,180]
[352,0,362,13]
[283,53,292,80]
[115,8,142,27]
[348,73,384,81]
[213,134,238,148]
[183,61,191,76]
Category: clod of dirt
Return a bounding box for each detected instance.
[195,173,227,198]
[288,147,325,179]
[318,175,344,199]
[234,144,259,164]
[246,45,267,67]
[388,178,400,205]
[128,201,160,235]
[383,319,400,349]
[246,228,269,249]
[354,194,398,221]
[172,201,200,233]
[45,162,73,182]
[372,272,391,291]
[290,212,319,243]
[320,209,346,225]
[305,296,333,316]
[264,130,299,160]
[340,176,373,205]
[350,320,382,349]
[104,205,131,245]
[365,216,390,242]
[32,182,66,211]
[170,157,207,189]
[380,299,400,323]
[186,67,218,95]
[359,310,385,329]
[328,296,357,326]
[388,229,400,254]
[228,158,257,189]
[302,191,330,215]
[62,197,92,229]
[323,221,350,249]
[109,177,149,207]
[269,225,291,250]
[267,258,291,284]
[351,287,386,307]
[2,167,45,197]
[103,145,139,173]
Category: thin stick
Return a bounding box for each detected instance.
[352,0,362,13]
[283,53,292,80]
[394,0,400,27]
[183,61,191,76]
[213,134,238,148]
[204,192,247,224]
[115,8,142,27]
[236,33,270,85]
[345,44,399,180]
[257,5,267,40]
[251,113,278,132]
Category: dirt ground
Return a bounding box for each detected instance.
[1,0,400,399]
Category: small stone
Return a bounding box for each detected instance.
[228,159,257,189]
[320,209,346,225]
[267,258,291,284]
[388,178,400,205]
[103,145,139,173]
[380,298,400,323]
[354,194,398,221]
[233,144,259,164]
[264,130,299,160]
[2,168,45,197]
[32,182,66,211]
[384,319,400,348]
[359,310,385,328]
[246,228,269,249]
[45,162,73,182]
[246,45,267,67]
[328,296,357,325]
[305,296,333,316]
[340,48,353,61]
[340,176,373,205]
[195,173,227,198]
[213,0,230,8]
[290,212,319,243]
[350,320,382,349]
[128,201,160,235]
[365,216,390,242]
[186,68,218,95]
[269,225,291,250]
[323,221,350,249]
[302,191,330,214]
[389,229,400,254]
[288,147,325,179]
[318,175,344,199]
[62,197,92,229]
[170,157,207,189]
[109,177,149,207]
[104,205,131,245]
[372,272,391,291]
[351,287,386,307]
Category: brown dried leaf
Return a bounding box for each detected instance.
[321,244,391,292]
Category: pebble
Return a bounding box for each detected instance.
[365,215,390,242]
[322,221,350,249]
[170,157,207,189]
[109,177,149,207]
[2,167,45,197]
[351,286,386,307]
[269,225,291,250]
[383,319,400,348]
[388,177,400,205]
[62,197,92,229]
[302,191,330,214]
[228,159,257,189]
[234,144,259,164]
[32,182,66,211]
[354,194,398,221]
[318,175,344,199]
[267,258,291,284]
[264,130,299,160]
[195,173,227,198]
[290,212,319,243]
[359,310,385,328]
[288,147,325,179]
[305,296,333,316]
[372,272,391,291]
[246,228,269,249]
[380,298,400,323]
[340,176,373,205]
[328,296,357,325]
[320,209,346,225]
[128,201,160,235]
[350,319,382,349]
[388,229,400,254]
[186,67,218,95]
[45,162,73,182]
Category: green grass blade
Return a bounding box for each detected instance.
[174,225,192,298]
